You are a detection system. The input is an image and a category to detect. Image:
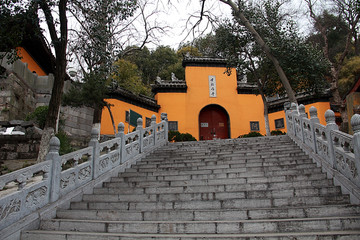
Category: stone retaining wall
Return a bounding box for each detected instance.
[1,58,94,149]
[0,73,37,121]
[0,122,42,161]
[61,106,94,147]
[0,135,40,161]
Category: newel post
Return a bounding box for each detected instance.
[89,128,100,179]
[117,122,126,163]
[351,114,360,162]
[47,136,61,203]
[298,104,307,143]
[161,112,168,143]
[309,106,320,153]
[285,108,291,136]
[325,110,338,169]
[290,102,298,113]
[291,102,299,137]
[137,118,144,153]
[151,114,157,146]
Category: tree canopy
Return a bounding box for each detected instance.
[202,0,330,97]
[111,59,151,96]
[122,45,197,84]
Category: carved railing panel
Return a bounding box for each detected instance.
[0,116,168,232]
[331,130,358,183]
[0,161,51,230]
[293,114,303,141]
[313,123,330,162]
[156,122,166,142]
[302,118,315,152]
[286,105,360,192]
[98,138,121,175]
[59,147,93,197]
[286,112,294,136]
[124,131,141,162]
[142,126,155,152]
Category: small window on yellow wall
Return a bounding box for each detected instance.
[250,121,260,131]
[275,118,285,129]
[169,121,178,131]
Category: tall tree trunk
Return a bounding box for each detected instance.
[220,0,297,104]
[37,0,68,162]
[92,106,102,139]
[246,51,271,136]
[264,106,271,136]
[105,103,117,135]
[93,106,102,124]
[259,85,271,136]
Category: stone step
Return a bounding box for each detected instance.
[132,155,313,166]
[135,155,311,168]
[120,164,322,178]
[145,150,303,159]
[83,186,342,203]
[95,179,336,195]
[159,137,291,147]
[21,230,360,240]
[36,216,360,234]
[143,147,305,159]
[153,146,299,153]
[104,172,329,189]
[70,195,350,211]
[148,151,304,158]
[166,138,292,146]
[21,136,360,240]
[114,168,323,183]
[129,160,317,173]
[57,204,360,221]
[135,156,311,167]
[149,147,301,156]
[145,141,301,150]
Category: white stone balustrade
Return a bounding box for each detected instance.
[0,115,168,234]
[286,104,360,203]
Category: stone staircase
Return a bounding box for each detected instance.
[22,135,360,239]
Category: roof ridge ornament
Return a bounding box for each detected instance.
[171,72,178,81]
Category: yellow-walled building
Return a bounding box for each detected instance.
[101,57,331,139]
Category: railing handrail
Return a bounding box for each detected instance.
[286,103,360,203]
[0,113,168,233]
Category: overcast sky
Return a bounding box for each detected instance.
[61,0,319,71]
[147,0,313,50]
[62,0,316,52]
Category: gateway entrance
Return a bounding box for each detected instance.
[199,105,230,140]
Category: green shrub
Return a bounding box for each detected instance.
[271,130,285,136]
[238,132,263,138]
[55,131,74,155]
[180,133,197,141]
[168,131,181,142]
[25,106,48,129]
[168,131,197,142]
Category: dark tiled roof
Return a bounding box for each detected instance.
[237,83,258,94]
[19,17,56,75]
[182,57,228,68]
[107,88,160,112]
[268,91,332,113]
[151,80,187,94]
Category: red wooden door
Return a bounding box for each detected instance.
[199,105,229,140]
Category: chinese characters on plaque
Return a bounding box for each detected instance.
[209,75,217,98]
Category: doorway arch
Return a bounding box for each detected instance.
[199,104,230,140]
